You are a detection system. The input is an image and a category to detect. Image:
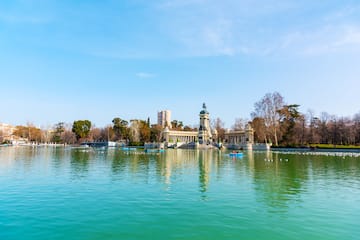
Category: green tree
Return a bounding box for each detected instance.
[112,118,129,141]
[171,120,183,130]
[139,120,150,143]
[72,120,91,141]
[278,104,301,146]
[183,125,196,131]
[150,124,162,142]
[52,122,65,143]
[250,117,267,143]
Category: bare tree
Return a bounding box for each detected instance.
[232,118,247,131]
[319,112,331,144]
[103,125,115,141]
[62,130,76,144]
[306,109,316,143]
[61,123,76,144]
[90,127,102,141]
[354,112,360,144]
[252,92,284,146]
[211,117,226,142]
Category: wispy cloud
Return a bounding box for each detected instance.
[284,3,360,56]
[278,24,360,56]
[136,72,155,79]
[173,18,237,57]
[156,0,360,58]
[155,0,299,57]
[334,25,360,46]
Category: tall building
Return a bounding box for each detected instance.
[157,110,171,128]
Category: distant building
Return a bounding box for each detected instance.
[162,127,198,144]
[161,103,217,147]
[224,124,255,150]
[159,103,266,150]
[157,110,171,128]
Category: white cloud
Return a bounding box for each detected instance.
[136,72,155,79]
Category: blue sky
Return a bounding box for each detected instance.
[1,0,360,128]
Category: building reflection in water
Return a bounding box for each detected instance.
[2,146,360,210]
[160,149,223,195]
[107,149,254,197]
[198,150,211,193]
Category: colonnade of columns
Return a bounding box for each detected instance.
[226,135,247,144]
[168,135,197,143]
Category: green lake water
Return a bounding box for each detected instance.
[1,147,359,240]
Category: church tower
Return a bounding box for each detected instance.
[198,103,212,144]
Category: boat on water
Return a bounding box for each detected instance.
[144,149,165,153]
[229,152,244,158]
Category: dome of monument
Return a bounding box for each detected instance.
[200,103,209,114]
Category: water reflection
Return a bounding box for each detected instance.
[70,149,91,178]
[1,147,360,209]
[198,151,211,193]
[0,146,66,174]
[111,150,127,175]
[106,149,223,194]
[250,152,308,211]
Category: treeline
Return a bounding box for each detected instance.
[7,118,196,145]
[5,91,360,147]
[248,92,360,147]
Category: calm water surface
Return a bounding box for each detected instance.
[1,147,359,240]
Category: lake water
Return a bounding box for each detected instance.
[1,147,359,240]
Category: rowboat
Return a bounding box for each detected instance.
[229,152,243,158]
